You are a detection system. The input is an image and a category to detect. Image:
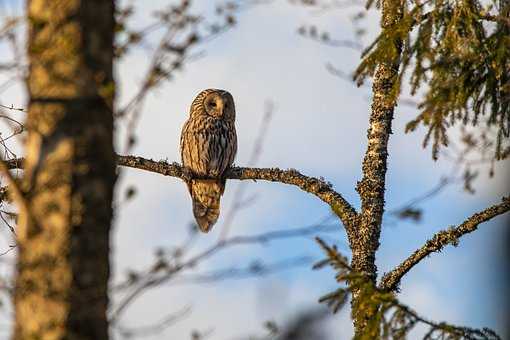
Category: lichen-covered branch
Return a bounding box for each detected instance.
[353,0,403,281]
[315,237,501,340]
[350,0,403,334]
[6,155,359,238]
[117,155,359,237]
[380,196,510,292]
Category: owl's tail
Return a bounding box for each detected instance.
[190,179,224,233]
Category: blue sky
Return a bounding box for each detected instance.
[0,0,508,339]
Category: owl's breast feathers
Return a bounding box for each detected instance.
[180,115,237,178]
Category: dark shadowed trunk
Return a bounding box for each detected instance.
[14,0,115,339]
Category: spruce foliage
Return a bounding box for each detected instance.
[355,0,510,160]
[314,238,501,339]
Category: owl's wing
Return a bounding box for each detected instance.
[219,122,237,174]
[180,119,194,194]
[215,123,236,195]
[227,125,237,168]
[179,118,188,164]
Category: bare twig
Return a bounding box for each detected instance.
[325,62,356,83]
[111,221,342,322]
[0,244,15,257]
[385,177,453,224]
[380,196,510,291]
[0,157,26,218]
[113,306,192,339]
[0,186,8,203]
[290,0,363,12]
[0,210,15,235]
[170,256,313,285]
[298,28,362,50]
[0,104,24,112]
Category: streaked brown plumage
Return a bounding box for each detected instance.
[180,89,237,232]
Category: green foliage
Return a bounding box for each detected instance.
[355,0,510,160]
[314,238,501,340]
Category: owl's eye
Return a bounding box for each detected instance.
[210,101,217,108]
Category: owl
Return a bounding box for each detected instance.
[180,89,237,232]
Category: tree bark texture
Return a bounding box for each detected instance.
[14,1,115,339]
[351,0,403,335]
[380,196,510,291]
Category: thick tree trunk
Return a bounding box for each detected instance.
[14,1,115,339]
[351,0,403,335]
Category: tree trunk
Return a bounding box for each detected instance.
[14,1,115,339]
[351,0,403,335]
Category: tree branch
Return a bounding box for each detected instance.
[380,196,510,292]
[116,155,359,234]
[5,155,359,244]
[111,221,343,321]
[351,0,404,288]
[112,306,192,339]
[0,158,28,222]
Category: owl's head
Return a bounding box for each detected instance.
[192,89,235,121]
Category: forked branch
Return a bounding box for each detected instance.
[380,196,510,291]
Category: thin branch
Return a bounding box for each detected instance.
[387,177,451,217]
[0,158,27,218]
[4,157,22,171]
[111,221,341,322]
[219,100,274,239]
[113,306,192,339]
[386,152,465,223]
[290,0,363,12]
[325,62,357,83]
[394,301,500,339]
[0,186,8,203]
[380,196,510,291]
[316,237,501,339]
[0,245,15,257]
[0,104,24,112]
[0,210,16,235]
[481,13,510,27]
[170,256,313,285]
[298,29,362,50]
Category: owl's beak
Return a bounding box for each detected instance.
[217,100,225,117]
[218,98,228,116]
[220,93,230,116]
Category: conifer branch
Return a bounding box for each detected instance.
[315,238,501,340]
[380,196,510,292]
[117,155,359,236]
[4,155,359,237]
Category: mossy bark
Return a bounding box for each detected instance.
[351,0,403,335]
[14,1,115,339]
